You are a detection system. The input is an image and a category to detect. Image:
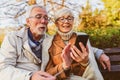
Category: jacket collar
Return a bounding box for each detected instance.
[41,35,53,71]
[54,33,66,48]
[16,27,28,38]
[54,32,77,49]
[15,27,28,44]
[16,27,42,63]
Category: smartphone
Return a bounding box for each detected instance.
[75,35,89,51]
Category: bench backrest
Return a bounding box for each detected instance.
[98,48,120,80]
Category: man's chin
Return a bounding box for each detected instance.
[38,31,45,35]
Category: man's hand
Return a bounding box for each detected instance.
[99,53,111,71]
[31,71,56,80]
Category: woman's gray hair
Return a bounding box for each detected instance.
[25,4,46,18]
[54,8,74,21]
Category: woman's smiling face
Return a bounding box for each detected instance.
[55,10,74,33]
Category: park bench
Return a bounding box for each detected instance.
[98,48,120,80]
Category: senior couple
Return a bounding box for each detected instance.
[0,5,110,80]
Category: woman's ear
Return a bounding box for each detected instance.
[55,21,58,25]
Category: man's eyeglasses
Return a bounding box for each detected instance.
[29,14,49,21]
[57,16,74,23]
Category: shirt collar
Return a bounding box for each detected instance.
[28,28,45,46]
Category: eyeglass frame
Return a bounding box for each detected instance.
[29,14,50,21]
[56,16,74,23]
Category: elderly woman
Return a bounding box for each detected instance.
[43,8,105,80]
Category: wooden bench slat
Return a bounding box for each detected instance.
[109,55,120,61]
[104,48,120,54]
[101,65,120,73]
[111,65,120,71]
[100,48,120,80]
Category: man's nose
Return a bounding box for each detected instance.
[40,18,48,24]
[40,18,46,23]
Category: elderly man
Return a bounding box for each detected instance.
[0,5,55,80]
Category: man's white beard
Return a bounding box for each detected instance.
[35,27,46,36]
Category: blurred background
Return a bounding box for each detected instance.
[0,0,120,49]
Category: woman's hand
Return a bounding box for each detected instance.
[70,42,89,65]
[61,43,73,69]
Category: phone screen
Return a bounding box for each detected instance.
[75,35,89,51]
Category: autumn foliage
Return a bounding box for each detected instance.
[1,0,120,48]
[47,0,120,48]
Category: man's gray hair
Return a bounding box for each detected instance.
[25,4,46,18]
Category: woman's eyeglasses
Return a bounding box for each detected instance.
[57,16,74,23]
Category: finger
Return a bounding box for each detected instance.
[70,51,76,61]
[46,76,56,80]
[71,47,80,58]
[38,71,53,78]
[73,45,81,53]
[62,43,71,55]
[106,60,111,71]
[61,47,67,58]
[65,43,71,51]
[79,42,87,53]
[72,45,82,57]
[39,74,56,80]
[39,76,55,80]
[80,43,89,58]
[101,61,106,70]
[61,43,71,59]
[32,72,47,80]
[104,55,111,71]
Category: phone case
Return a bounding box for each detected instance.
[75,35,89,51]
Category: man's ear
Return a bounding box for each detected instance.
[26,18,29,24]
[26,18,30,27]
